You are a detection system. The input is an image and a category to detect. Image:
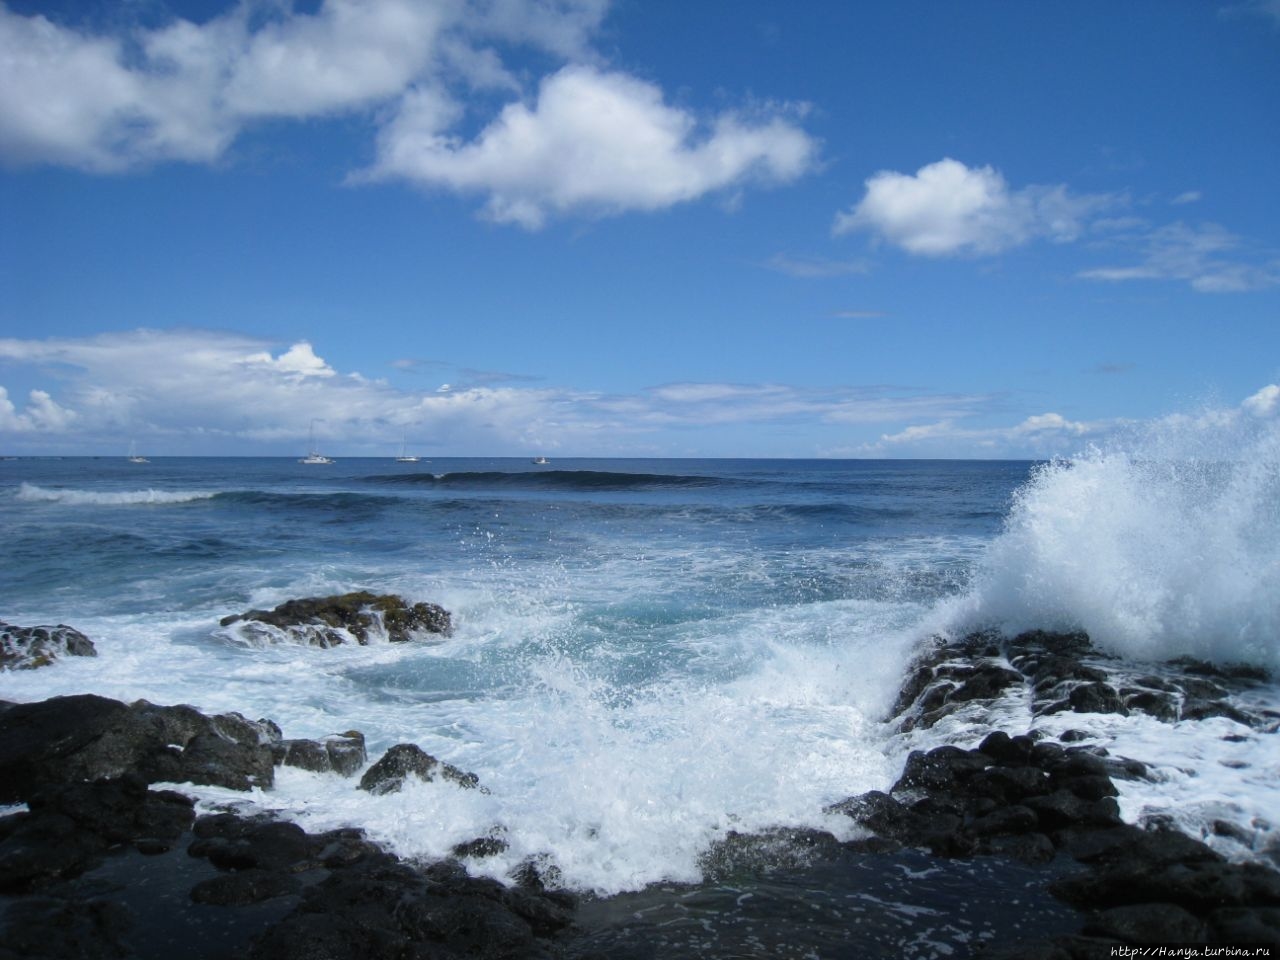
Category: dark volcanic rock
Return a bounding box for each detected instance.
[274,730,367,777]
[0,775,194,893]
[0,622,96,671]
[359,742,480,794]
[219,591,452,647]
[246,853,572,960]
[0,695,278,802]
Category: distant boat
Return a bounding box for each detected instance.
[395,435,420,463]
[127,441,149,464]
[299,421,334,464]
[531,456,550,465]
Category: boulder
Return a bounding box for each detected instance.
[219,591,451,647]
[0,695,277,803]
[0,622,96,671]
[358,743,480,795]
[274,731,367,777]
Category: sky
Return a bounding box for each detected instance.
[0,0,1278,458]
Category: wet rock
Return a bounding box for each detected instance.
[0,896,134,959]
[0,695,278,802]
[274,731,367,777]
[219,591,452,647]
[190,869,302,906]
[358,743,480,795]
[1081,903,1207,944]
[978,731,1037,766]
[892,745,989,793]
[1122,689,1179,721]
[0,622,96,671]
[1066,682,1127,716]
[246,851,568,960]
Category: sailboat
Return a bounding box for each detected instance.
[127,441,149,464]
[299,420,334,464]
[395,435,420,463]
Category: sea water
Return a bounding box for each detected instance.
[1,435,1277,899]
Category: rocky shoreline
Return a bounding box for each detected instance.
[2,609,1278,957]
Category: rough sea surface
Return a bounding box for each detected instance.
[2,424,1277,932]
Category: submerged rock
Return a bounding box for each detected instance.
[218,591,451,647]
[0,622,96,671]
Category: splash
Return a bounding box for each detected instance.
[15,483,216,506]
[957,397,1280,669]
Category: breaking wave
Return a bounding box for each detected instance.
[15,483,217,506]
[957,405,1280,669]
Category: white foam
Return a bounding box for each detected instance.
[16,483,216,506]
[955,409,1280,669]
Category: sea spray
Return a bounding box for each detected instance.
[955,401,1280,669]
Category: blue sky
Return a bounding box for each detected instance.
[1,0,1278,457]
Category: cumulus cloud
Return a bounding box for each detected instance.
[833,158,1112,257]
[0,386,76,432]
[0,1,814,223]
[0,1,447,170]
[365,65,816,227]
[1079,221,1280,293]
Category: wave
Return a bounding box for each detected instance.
[15,483,217,506]
[365,469,731,491]
[955,405,1280,669]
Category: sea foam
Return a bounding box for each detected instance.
[16,483,216,506]
[956,403,1280,669]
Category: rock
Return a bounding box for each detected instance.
[1082,903,1208,943]
[1122,689,1179,721]
[358,743,480,795]
[219,591,452,647]
[190,869,302,906]
[246,851,567,960]
[174,732,273,791]
[0,622,96,670]
[978,731,1037,766]
[1066,682,1127,716]
[0,896,134,959]
[274,731,366,777]
[0,695,277,802]
[892,746,989,793]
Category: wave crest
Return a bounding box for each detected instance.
[16,483,217,506]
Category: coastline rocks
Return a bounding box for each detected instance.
[0,622,96,671]
[0,773,195,893]
[274,731,367,777]
[838,628,1280,951]
[359,743,481,794]
[218,591,452,648]
[0,695,277,802]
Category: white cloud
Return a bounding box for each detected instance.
[365,65,816,227]
[833,158,1112,257]
[0,1,814,224]
[0,386,76,432]
[0,329,1000,453]
[765,254,871,278]
[1079,221,1280,293]
[856,411,1100,458]
[1171,190,1202,205]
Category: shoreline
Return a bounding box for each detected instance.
[2,627,1278,957]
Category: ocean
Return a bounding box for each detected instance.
[2,438,1277,917]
